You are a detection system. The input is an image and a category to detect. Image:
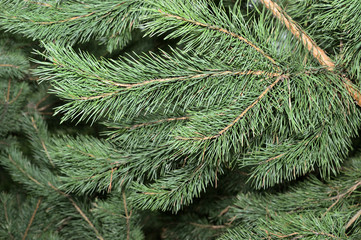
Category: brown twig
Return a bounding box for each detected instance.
[8,87,23,104]
[2,198,15,239]
[218,206,231,217]
[48,182,104,240]
[35,94,50,108]
[30,117,54,167]
[118,70,281,88]
[66,144,95,158]
[34,12,95,25]
[260,0,334,69]
[79,70,280,88]
[178,75,286,140]
[122,192,131,240]
[78,91,119,100]
[260,0,361,106]
[346,208,361,230]
[310,230,339,239]
[0,64,19,68]
[23,198,42,240]
[107,168,114,193]
[3,200,9,222]
[124,116,189,130]
[190,222,227,229]
[3,78,24,105]
[324,180,361,215]
[265,230,299,238]
[78,70,280,100]
[260,153,285,164]
[8,155,43,186]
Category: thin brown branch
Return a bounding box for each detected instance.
[34,12,95,25]
[0,64,19,68]
[310,230,339,239]
[8,155,44,187]
[215,158,220,188]
[344,78,361,106]
[77,91,119,100]
[83,70,280,88]
[35,94,50,108]
[92,203,125,218]
[30,117,54,166]
[118,70,281,88]
[0,140,9,146]
[48,182,104,240]
[142,192,161,195]
[178,75,286,140]
[122,192,131,240]
[259,0,334,70]
[218,206,231,217]
[265,230,299,238]
[3,200,9,222]
[8,87,23,104]
[23,198,42,240]
[325,180,361,215]
[124,116,189,130]
[158,9,278,67]
[346,208,361,230]
[190,222,227,229]
[107,168,114,193]
[2,199,15,239]
[260,0,361,106]
[37,103,53,112]
[66,144,95,158]
[260,153,285,164]
[40,141,54,166]
[78,70,279,100]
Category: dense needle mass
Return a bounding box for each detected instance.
[0,0,361,239]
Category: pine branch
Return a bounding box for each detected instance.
[177,74,286,140]
[260,0,361,106]
[0,0,142,50]
[8,154,44,187]
[157,9,278,67]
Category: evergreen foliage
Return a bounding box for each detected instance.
[0,0,361,239]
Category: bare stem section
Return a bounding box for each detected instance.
[260,0,361,106]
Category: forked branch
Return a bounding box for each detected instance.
[260,0,361,106]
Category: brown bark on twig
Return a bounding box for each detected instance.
[122,192,132,240]
[260,0,361,106]
[346,208,361,230]
[48,183,104,240]
[23,198,42,240]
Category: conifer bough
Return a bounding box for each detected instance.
[1,0,361,239]
[260,0,361,105]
